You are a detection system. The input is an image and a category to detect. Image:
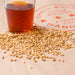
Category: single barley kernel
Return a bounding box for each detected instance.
[30,67,32,69]
[15,50,18,52]
[10,59,13,62]
[12,54,15,56]
[12,51,14,54]
[6,48,9,51]
[47,56,52,59]
[2,56,4,59]
[42,58,46,61]
[34,60,37,63]
[23,61,26,63]
[14,59,17,61]
[4,51,6,54]
[60,54,64,56]
[62,60,64,62]
[19,55,23,58]
[9,54,12,56]
[58,59,61,62]
[52,57,56,61]
[33,57,36,60]
[40,56,44,59]
[36,56,40,59]
[55,53,58,56]
[16,55,18,58]
[27,56,31,60]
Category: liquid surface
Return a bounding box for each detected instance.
[12,1,27,4]
[6,1,34,33]
[6,3,34,10]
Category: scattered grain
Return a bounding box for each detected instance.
[0,26,75,63]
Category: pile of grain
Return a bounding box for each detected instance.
[0,26,75,63]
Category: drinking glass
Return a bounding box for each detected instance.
[4,0,35,33]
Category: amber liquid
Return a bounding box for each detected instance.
[6,2,34,33]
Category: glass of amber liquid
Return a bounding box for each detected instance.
[5,0,35,33]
